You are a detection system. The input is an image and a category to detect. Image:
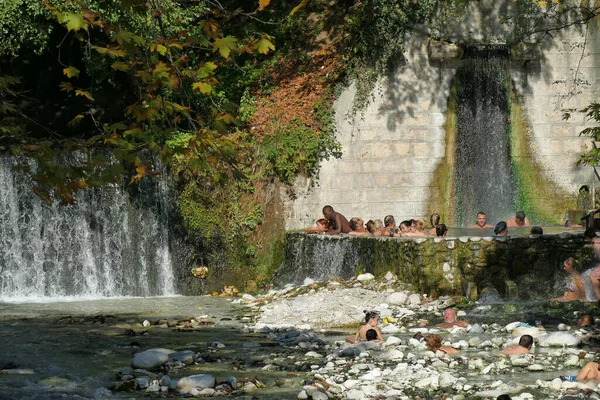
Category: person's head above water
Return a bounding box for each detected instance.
[443,307,457,323]
[430,213,440,227]
[364,310,379,325]
[436,224,448,237]
[424,334,443,351]
[399,220,411,232]
[516,211,526,223]
[365,329,378,341]
[530,226,543,235]
[384,215,395,228]
[316,218,329,230]
[497,395,512,400]
[495,221,508,236]
[585,227,597,240]
[476,212,487,227]
[518,334,534,349]
[578,314,594,327]
[322,205,334,220]
[349,217,363,231]
[563,257,576,273]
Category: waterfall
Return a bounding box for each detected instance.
[0,154,176,301]
[453,46,515,226]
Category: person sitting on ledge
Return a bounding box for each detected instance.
[573,360,600,382]
[530,226,543,235]
[428,213,441,235]
[549,257,585,302]
[305,218,329,235]
[436,307,470,328]
[469,211,493,229]
[424,334,460,355]
[383,215,399,236]
[436,223,448,238]
[349,217,370,236]
[500,334,533,355]
[366,219,386,236]
[494,221,508,236]
[346,310,384,344]
[322,205,351,235]
[402,219,427,237]
[507,211,531,228]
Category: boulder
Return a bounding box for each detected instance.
[168,350,195,365]
[131,349,173,370]
[176,374,216,393]
[538,332,581,347]
[387,292,408,306]
[356,273,375,282]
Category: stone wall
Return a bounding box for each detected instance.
[283,0,596,230]
[275,233,595,301]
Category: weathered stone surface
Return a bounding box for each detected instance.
[131,349,172,370]
[176,374,216,392]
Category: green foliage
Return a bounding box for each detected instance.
[565,102,600,167]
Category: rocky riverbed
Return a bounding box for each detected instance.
[2,275,600,399]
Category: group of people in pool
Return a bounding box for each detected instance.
[308,206,542,237]
[346,308,599,383]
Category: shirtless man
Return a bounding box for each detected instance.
[576,361,600,381]
[322,205,351,235]
[436,308,470,328]
[507,211,531,228]
[500,334,533,355]
[469,212,493,229]
[349,217,370,236]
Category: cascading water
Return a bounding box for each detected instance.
[453,46,515,226]
[0,154,176,301]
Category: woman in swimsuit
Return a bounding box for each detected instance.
[585,228,600,300]
[424,334,460,355]
[345,311,384,344]
[549,257,586,302]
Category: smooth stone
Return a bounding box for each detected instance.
[176,374,216,392]
[469,323,484,334]
[0,369,34,375]
[510,355,533,366]
[356,273,375,282]
[305,351,323,358]
[538,332,581,347]
[439,372,457,388]
[526,364,544,371]
[346,389,366,399]
[381,324,399,334]
[385,336,402,346]
[159,375,171,387]
[198,388,216,396]
[387,292,408,305]
[377,349,404,361]
[565,355,580,366]
[168,350,195,364]
[131,349,172,370]
[142,320,151,327]
[384,271,394,281]
[408,294,421,305]
[297,390,308,399]
[312,392,328,400]
[303,278,315,286]
[135,377,149,389]
[223,376,237,389]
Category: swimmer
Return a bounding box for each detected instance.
[424,334,460,355]
[577,314,594,327]
[575,360,600,382]
[383,215,399,236]
[585,228,600,299]
[469,211,493,229]
[507,211,531,228]
[500,334,533,355]
[530,226,543,235]
[428,213,440,235]
[494,221,508,236]
[305,218,329,235]
[322,205,351,235]
[345,310,384,344]
[549,257,585,302]
[436,307,470,328]
[349,217,370,236]
[436,223,448,238]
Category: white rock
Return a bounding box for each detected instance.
[305,351,323,358]
[387,292,408,305]
[538,332,581,347]
[384,271,394,281]
[415,376,438,389]
[385,336,402,346]
[408,294,421,305]
[198,388,215,397]
[381,324,399,334]
[346,389,366,399]
[303,278,315,286]
[176,374,216,393]
[131,349,172,370]
[242,294,256,302]
[456,310,467,317]
[312,392,328,400]
[297,390,308,399]
[142,320,151,327]
[550,378,562,390]
[356,273,375,282]
[439,372,457,388]
[511,326,542,338]
[526,364,544,371]
[558,323,571,331]
[168,350,195,365]
[378,349,404,361]
[510,354,533,366]
[565,355,580,366]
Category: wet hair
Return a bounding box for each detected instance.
[349,218,359,231]
[414,220,425,231]
[424,334,442,351]
[516,211,526,221]
[373,219,384,229]
[494,221,507,235]
[436,224,448,237]
[430,213,440,227]
[585,227,597,240]
[384,215,395,227]
[399,220,411,230]
[316,218,329,229]
[530,226,543,235]
[518,334,534,349]
[322,205,333,213]
[497,395,512,400]
[477,211,486,217]
[366,220,376,233]
[363,310,379,324]
[365,329,378,341]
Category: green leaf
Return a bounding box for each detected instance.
[57,12,86,32]
[111,62,130,72]
[256,34,275,55]
[197,62,217,78]
[63,66,80,78]
[192,82,214,94]
[212,36,238,59]
[75,90,95,101]
[113,30,140,45]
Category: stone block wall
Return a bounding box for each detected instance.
[275,233,594,301]
[283,0,597,230]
